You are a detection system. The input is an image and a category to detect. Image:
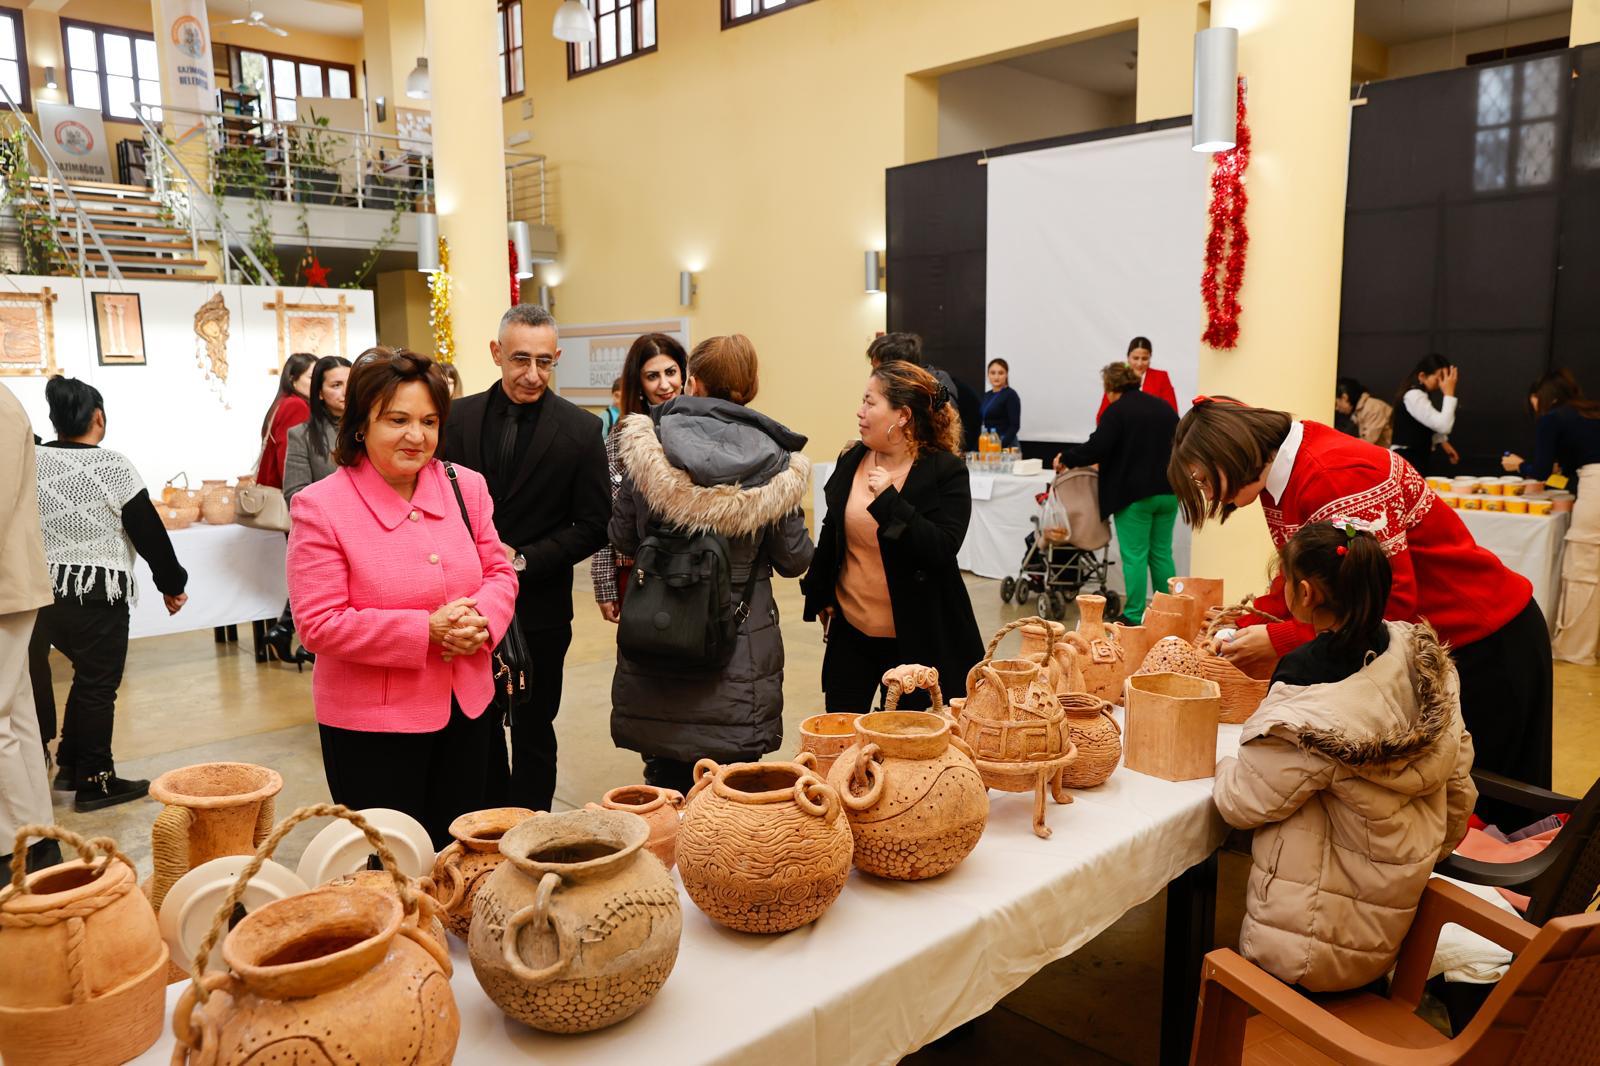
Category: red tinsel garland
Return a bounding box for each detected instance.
[1201,77,1250,350]
[508,240,521,306]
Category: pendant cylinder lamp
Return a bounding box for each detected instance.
[405,57,430,100]
[1192,27,1238,153]
[416,212,440,272]
[509,221,535,278]
[553,0,598,43]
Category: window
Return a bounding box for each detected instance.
[62,19,160,121]
[499,1,524,98]
[723,0,818,28]
[235,48,356,123]
[0,7,28,111]
[1472,55,1564,193]
[569,0,656,78]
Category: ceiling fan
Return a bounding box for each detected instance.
[224,3,289,37]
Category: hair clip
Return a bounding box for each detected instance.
[934,384,951,407]
[1336,545,1348,556]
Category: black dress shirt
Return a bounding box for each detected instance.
[481,385,546,495]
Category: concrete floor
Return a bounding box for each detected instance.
[34,563,1600,1064]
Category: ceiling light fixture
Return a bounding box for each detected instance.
[553,0,597,44]
[405,57,430,100]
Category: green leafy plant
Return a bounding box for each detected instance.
[0,126,70,276]
[341,196,406,289]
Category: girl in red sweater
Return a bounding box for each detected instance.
[1168,398,1550,823]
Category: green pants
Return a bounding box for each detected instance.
[1112,494,1179,622]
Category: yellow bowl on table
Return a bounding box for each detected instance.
[1528,500,1554,516]
[1451,478,1480,495]
[1427,477,1453,494]
[1482,497,1505,512]
[1441,494,1461,509]
[1505,498,1529,514]
[1459,496,1482,510]
[1482,481,1505,496]
[1499,477,1525,496]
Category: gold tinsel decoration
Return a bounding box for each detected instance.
[428,236,455,364]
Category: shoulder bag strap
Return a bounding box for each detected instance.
[443,460,473,535]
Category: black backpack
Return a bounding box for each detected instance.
[616,523,761,672]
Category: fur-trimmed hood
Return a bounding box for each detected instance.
[1244,621,1461,792]
[615,400,810,538]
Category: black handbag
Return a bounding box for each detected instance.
[443,461,534,720]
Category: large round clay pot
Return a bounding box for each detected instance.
[828,710,988,880]
[1058,694,1122,788]
[798,712,862,778]
[598,785,682,871]
[170,805,459,1065]
[1069,594,1126,703]
[0,828,168,1066]
[148,762,283,914]
[469,809,680,1033]
[677,756,853,934]
[200,487,236,524]
[429,807,537,940]
[954,657,1077,838]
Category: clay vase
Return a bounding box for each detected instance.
[1015,617,1085,696]
[148,762,283,914]
[162,472,202,508]
[598,785,683,871]
[429,806,537,940]
[170,805,459,1065]
[1169,577,1225,626]
[798,712,864,778]
[954,658,1077,839]
[1148,591,1200,642]
[1139,636,1205,678]
[1058,693,1123,789]
[828,710,988,880]
[1069,594,1126,704]
[677,755,853,934]
[0,828,168,1066]
[469,809,681,1033]
[1111,623,1151,679]
[200,486,236,524]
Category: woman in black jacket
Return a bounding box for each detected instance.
[803,360,983,711]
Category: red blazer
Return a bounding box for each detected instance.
[1241,421,1531,656]
[287,458,518,733]
[257,394,309,489]
[1096,367,1177,423]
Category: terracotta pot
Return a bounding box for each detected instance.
[1197,655,1271,724]
[1111,623,1151,680]
[148,762,283,914]
[1169,577,1225,624]
[234,475,257,491]
[1057,694,1122,788]
[1123,673,1221,782]
[1142,605,1190,647]
[827,700,988,880]
[797,712,862,779]
[162,472,202,508]
[954,657,1077,838]
[1011,617,1085,697]
[200,489,236,525]
[325,868,451,956]
[469,809,680,1033]
[1138,636,1204,678]
[171,805,458,1065]
[598,786,682,871]
[1068,594,1126,703]
[1149,591,1200,643]
[429,807,537,940]
[677,756,853,933]
[0,828,169,1066]
[156,502,200,530]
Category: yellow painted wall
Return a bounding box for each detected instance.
[363,0,429,137]
[1385,12,1573,80]
[1579,0,1600,46]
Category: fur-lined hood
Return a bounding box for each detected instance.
[616,401,810,538]
[1244,621,1461,792]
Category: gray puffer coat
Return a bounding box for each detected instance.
[609,398,814,763]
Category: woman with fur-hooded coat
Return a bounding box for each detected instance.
[1213,620,1477,992]
[609,376,813,788]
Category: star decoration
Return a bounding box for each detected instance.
[303,255,330,288]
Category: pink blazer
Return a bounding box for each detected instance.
[287,458,518,733]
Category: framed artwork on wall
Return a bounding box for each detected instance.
[264,291,352,371]
[0,288,59,376]
[92,292,147,365]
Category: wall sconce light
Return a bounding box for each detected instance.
[679,270,697,308]
[1192,28,1238,153]
[405,57,430,100]
[416,212,440,272]
[508,221,536,278]
[44,66,58,90]
[375,95,387,123]
[864,250,885,293]
[538,284,555,311]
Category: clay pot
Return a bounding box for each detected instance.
[954,657,1077,838]
[0,828,169,1066]
[1112,623,1150,677]
[156,502,200,530]
[677,756,853,934]
[235,475,257,491]
[1139,636,1204,678]
[1014,617,1085,697]
[1069,594,1126,703]
[598,786,682,871]
[797,712,863,779]
[200,488,236,524]
[325,868,451,956]
[1122,673,1221,782]
[157,856,309,978]
[469,809,680,1033]
[1197,655,1271,724]
[429,807,537,940]
[148,762,283,914]
[1149,591,1200,642]
[1169,577,1225,624]
[162,472,202,508]
[170,805,459,1065]
[1058,693,1122,789]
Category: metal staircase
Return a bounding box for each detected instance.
[33,177,217,281]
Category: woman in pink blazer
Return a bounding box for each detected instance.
[1096,335,1178,423]
[288,348,517,847]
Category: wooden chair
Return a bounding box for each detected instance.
[1188,878,1600,1064]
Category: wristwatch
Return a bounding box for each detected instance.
[513,552,527,573]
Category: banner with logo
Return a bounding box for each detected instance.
[158,0,216,133]
[36,102,112,183]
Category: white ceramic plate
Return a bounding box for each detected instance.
[294,807,436,886]
[158,855,309,975]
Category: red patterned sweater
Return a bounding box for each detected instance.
[1243,421,1532,656]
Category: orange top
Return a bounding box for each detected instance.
[836,455,910,638]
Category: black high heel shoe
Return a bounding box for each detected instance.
[263,623,298,667]
[293,645,315,668]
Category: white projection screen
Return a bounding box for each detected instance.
[986,125,1211,443]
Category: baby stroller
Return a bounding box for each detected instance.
[999,466,1121,623]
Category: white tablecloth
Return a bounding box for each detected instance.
[129,524,288,640]
[1455,509,1569,631]
[137,722,1241,1066]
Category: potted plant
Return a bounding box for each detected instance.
[212,140,269,200]
[291,111,343,206]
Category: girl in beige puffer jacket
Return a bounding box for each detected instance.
[1213,522,1477,992]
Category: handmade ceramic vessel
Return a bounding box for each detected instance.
[0,828,168,1066]
[798,713,863,779]
[325,868,450,956]
[157,502,200,530]
[1015,618,1085,697]
[162,472,202,508]
[677,756,853,933]
[1122,673,1222,782]
[1111,623,1150,681]
[954,655,1077,838]
[148,762,283,914]
[199,487,236,524]
[429,807,537,940]
[469,809,680,1033]
[1168,577,1225,626]
[170,805,459,1065]
[157,855,309,978]
[598,786,682,871]
[1070,594,1126,703]
[1197,655,1271,724]
[1138,636,1204,679]
[1057,693,1122,789]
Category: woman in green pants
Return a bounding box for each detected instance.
[1054,363,1181,623]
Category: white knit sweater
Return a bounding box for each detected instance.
[33,445,143,603]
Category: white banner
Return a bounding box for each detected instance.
[157,0,216,133]
[35,101,112,183]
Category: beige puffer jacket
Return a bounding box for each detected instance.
[1213,621,1476,992]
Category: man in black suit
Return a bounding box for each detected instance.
[442,304,609,812]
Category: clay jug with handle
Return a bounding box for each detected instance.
[1007,616,1085,696]
[428,806,538,939]
[1069,594,1126,703]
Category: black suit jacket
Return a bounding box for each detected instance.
[1057,388,1179,518]
[442,384,609,630]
